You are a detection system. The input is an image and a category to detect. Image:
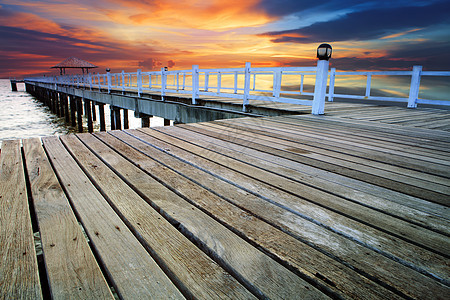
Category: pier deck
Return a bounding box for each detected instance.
[1,106,449,299]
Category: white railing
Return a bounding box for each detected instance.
[327,66,450,108]
[24,62,450,115]
[24,61,330,114]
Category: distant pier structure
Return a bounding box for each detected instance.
[10,79,24,91]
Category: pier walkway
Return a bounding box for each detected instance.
[1,106,449,299]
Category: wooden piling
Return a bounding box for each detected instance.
[141,115,150,128]
[92,102,97,122]
[63,94,70,123]
[70,95,76,127]
[123,109,129,130]
[76,97,83,133]
[98,103,106,132]
[10,81,17,91]
[86,99,94,133]
[114,107,122,130]
[110,106,116,130]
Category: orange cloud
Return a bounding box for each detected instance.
[107,0,275,31]
[380,28,422,40]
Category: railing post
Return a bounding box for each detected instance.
[408,65,422,108]
[273,69,282,99]
[328,68,335,101]
[204,72,209,92]
[121,70,125,94]
[217,72,221,94]
[137,69,142,97]
[365,73,372,98]
[161,67,167,99]
[192,65,199,104]
[106,71,111,93]
[243,62,251,112]
[312,59,329,115]
[176,73,180,90]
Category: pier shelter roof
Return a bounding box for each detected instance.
[51,57,98,75]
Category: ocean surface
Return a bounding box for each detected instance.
[0,79,164,146]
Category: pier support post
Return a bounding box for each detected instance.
[114,107,122,130]
[123,109,129,129]
[110,106,116,130]
[76,97,83,133]
[69,95,76,127]
[141,116,150,127]
[98,103,106,131]
[63,94,70,123]
[92,102,97,121]
[11,81,17,91]
[85,99,94,133]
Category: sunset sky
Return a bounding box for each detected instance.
[1,0,449,78]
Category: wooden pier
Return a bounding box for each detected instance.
[1,105,449,299]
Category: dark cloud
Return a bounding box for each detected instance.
[138,58,163,70]
[0,25,161,77]
[167,60,175,68]
[262,1,450,43]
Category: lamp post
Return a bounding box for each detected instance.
[106,68,111,93]
[312,44,332,115]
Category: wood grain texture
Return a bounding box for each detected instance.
[22,138,114,299]
[85,131,330,300]
[133,127,450,288]
[0,140,42,299]
[42,136,184,299]
[60,134,256,300]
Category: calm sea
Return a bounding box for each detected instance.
[0,79,165,146]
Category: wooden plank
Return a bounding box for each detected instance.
[209,119,450,178]
[22,138,114,299]
[195,122,449,186]
[261,116,450,156]
[84,132,330,299]
[59,134,256,299]
[132,128,450,285]
[167,122,448,205]
[238,116,450,161]
[0,140,42,299]
[42,136,184,299]
[295,114,450,142]
[158,125,450,251]
[209,121,449,218]
[177,123,450,234]
[108,130,449,299]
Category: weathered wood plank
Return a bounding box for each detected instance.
[84,132,330,299]
[175,123,450,235]
[210,120,449,219]
[243,116,450,160]
[156,125,450,256]
[209,119,450,178]
[0,140,42,299]
[60,134,256,299]
[110,129,449,299]
[22,138,114,299]
[135,127,450,283]
[191,122,449,187]
[42,136,184,299]
[295,114,450,142]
